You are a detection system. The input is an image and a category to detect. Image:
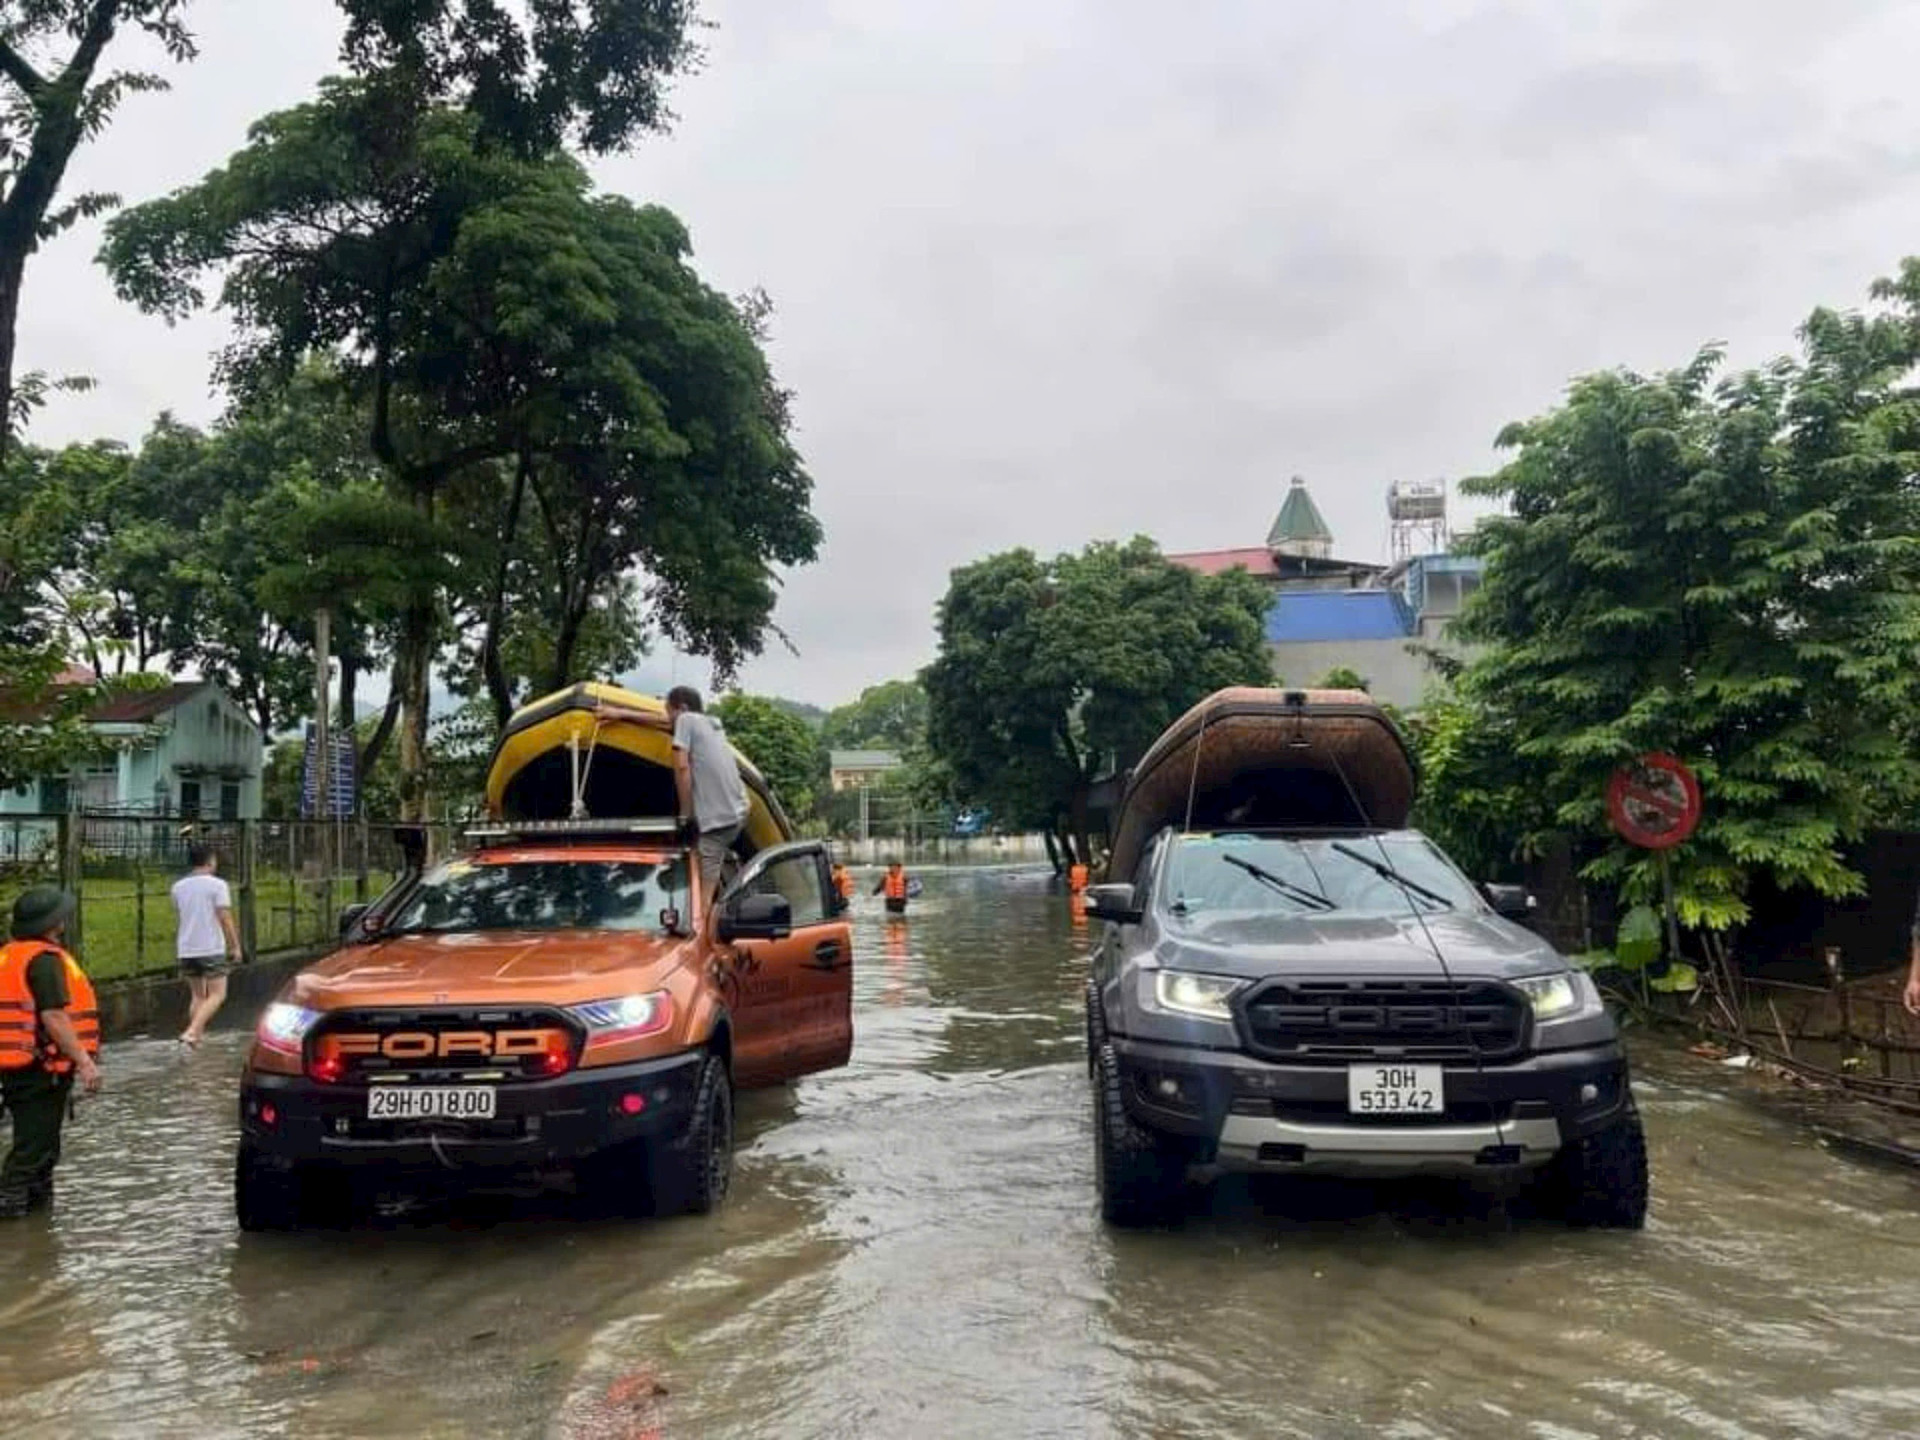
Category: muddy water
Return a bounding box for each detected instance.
[4,869,1920,1439]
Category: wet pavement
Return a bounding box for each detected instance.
[4,867,1920,1439]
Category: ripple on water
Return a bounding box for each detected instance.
[4,870,1920,1439]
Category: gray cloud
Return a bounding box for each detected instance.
[18,0,1920,706]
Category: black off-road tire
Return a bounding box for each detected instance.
[1093,1042,1188,1228]
[235,1144,314,1232]
[1085,981,1108,1078]
[1536,1107,1649,1229]
[650,1053,734,1218]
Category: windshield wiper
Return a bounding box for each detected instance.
[1330,842,1452,910]
[1221,853,1334,910]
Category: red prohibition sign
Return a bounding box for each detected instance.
[1607,753,1701,850]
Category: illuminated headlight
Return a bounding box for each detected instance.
[571,991,675,1042]
[1150,970,1244,1022]
[1513,971,1601,1022]
[257,1002,321,1055]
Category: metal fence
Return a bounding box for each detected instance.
[0,814,458,983]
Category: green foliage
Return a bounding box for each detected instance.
[1315,665,1369,692]
[713,693,824,819]
[822,678,927,752]
[337,0,697,157]
[924,536,1273,854]
[1451,268,1920,929]
[0,2,198,450]
[1404,689,1548,881]
[102,79,818,808]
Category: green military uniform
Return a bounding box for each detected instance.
[0,886,84,1217]
[0,949,75,1212]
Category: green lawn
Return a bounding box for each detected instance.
[74,869,400,981]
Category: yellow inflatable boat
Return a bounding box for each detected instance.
[483,682,792,853]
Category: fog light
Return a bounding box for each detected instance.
[260,1102,278,1127]
[1579,1083,1599,1104]
[1155,1077,1183,1100]
[619,1092,646,1116]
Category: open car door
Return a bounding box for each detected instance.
[713,840,853,1087]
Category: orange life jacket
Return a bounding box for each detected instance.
[1068,863,1089,893]
[884,871,908,900]
[0,939,100,1074]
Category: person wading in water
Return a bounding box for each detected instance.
[0,886,102,1218]
[873,860,912,916]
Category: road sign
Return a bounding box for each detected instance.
[1606,753,1701,850]
[300,724,357,819]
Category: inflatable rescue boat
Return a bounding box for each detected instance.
[1102,687,1416,882]
[483,681,792,854]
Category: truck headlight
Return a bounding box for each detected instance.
[1149,970,1244,1021]
[257,1002,321,1056]
[572,991,675,1043]
[1513,971,1601,1023]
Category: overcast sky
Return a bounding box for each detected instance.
[25,0,1920,708]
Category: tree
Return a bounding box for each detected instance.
[713,692,823,820]
[103,81,817,811]
[337,0,697,157]
[924,537,1273,862]
[0,2,196,453]
[823,678,927,752]
[1453,270,1920,928]
[1315,665,1369,692]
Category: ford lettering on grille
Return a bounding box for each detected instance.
[1238,979,1527,1062]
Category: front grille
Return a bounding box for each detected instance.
[1236,978,1529,1063]
[308,1006,582,1082]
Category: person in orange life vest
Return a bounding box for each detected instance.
[872,860,911,915]
[1068,861,1089,894]
[0,886,102,1219]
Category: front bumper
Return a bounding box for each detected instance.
[239,1050,704,1172]
[1110,1034,1632,1177]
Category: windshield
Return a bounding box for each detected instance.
[385,857,691,935]
[1161,833,1482,920]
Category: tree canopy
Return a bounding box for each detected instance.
[713,692,823,821]
[101,80,817,814]
[822,678,927,753]
[924,537,1273,860]
[1444,265,1920,927]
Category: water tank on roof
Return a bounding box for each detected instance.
[1387,479,1446,522]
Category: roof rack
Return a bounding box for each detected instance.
[464,817,681,844]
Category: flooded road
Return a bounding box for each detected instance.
[4,867,1920,1439]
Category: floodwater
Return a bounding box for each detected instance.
[4,869,1920,1440]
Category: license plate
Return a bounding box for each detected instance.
[365,1087,498,1120]
[1347,1063,1444,1116]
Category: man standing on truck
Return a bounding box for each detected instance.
[173,844,241,1049]
[593,688,749,902]
[0,886,102,1218]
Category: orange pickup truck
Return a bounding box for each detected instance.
[235,686,853,1231]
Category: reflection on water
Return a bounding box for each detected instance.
[2,866,1920,1438]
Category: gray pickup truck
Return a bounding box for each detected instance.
[1083,688,1649,1229]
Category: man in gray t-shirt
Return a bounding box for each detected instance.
[594,687,750,902]
[666,686,749,900]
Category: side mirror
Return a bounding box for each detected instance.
[1483,884,1534,921]
[1084,883,1143,925]
[719,891,792,943]
[338,903,370,941]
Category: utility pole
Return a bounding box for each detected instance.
[313,607,331,825]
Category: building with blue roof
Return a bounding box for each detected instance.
[1168,480,1483,709]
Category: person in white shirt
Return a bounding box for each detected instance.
[172,844,241,1049]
